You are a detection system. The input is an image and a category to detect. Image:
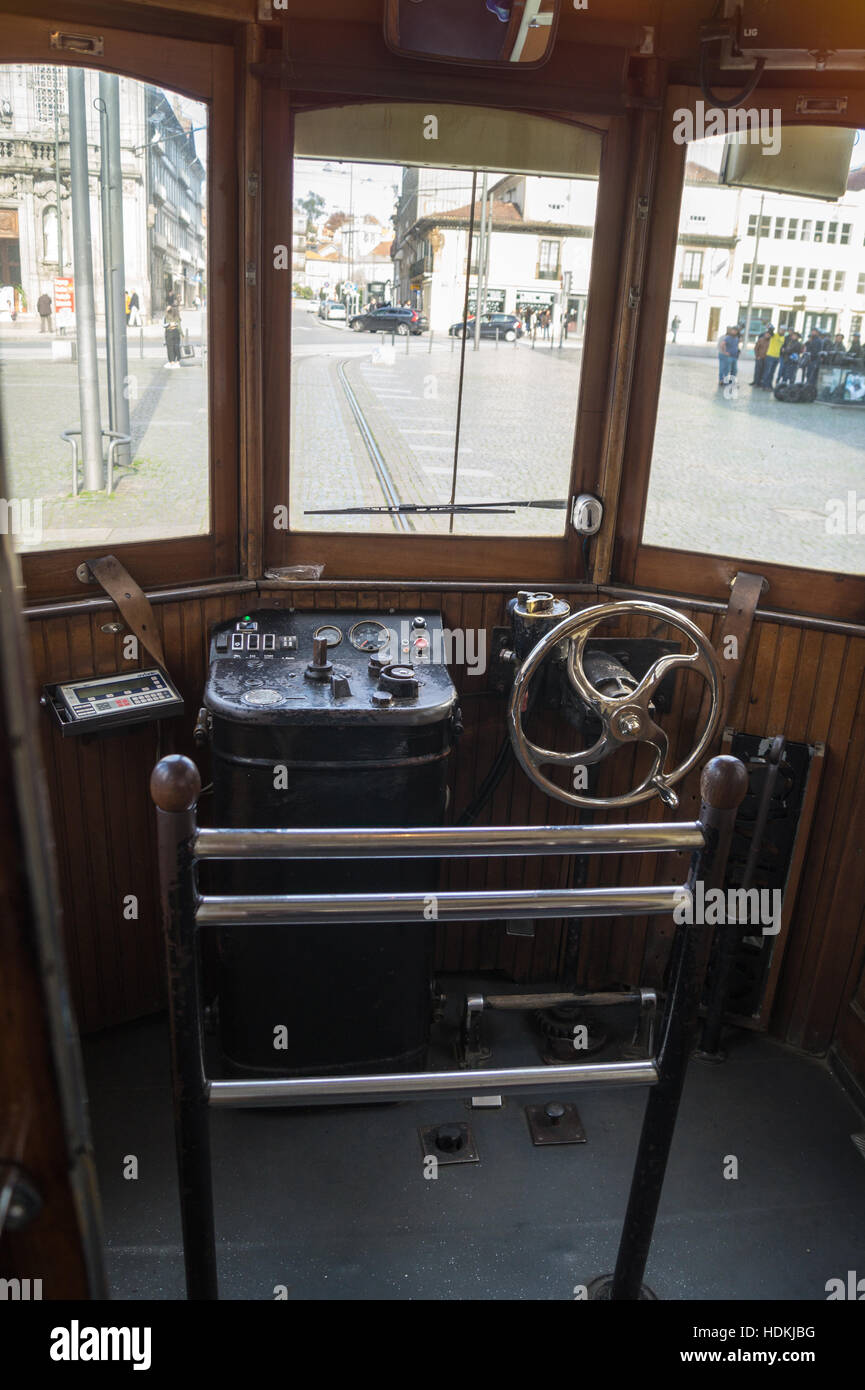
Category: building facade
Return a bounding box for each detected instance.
[669,159,865,345]
[391,167,598,333]
[0,64,205,322]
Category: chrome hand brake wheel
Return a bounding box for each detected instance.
[507,600,722,810]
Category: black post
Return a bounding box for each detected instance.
[698,737,784,1059]
[603,755,748,1300]
[151,754,218,1300]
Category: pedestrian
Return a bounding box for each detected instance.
[778,331,801,385]
[717,325,740,387]
[127,290,141,327]
[762,325,783,389]
[802,329,823,386]
[124,289,131,324]
[163,300,182,369]
[670,314,681,342]
[750,328,770,387]
[542,308,551,339]
[36,290,53,333]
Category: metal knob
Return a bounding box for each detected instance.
[544,1103,565,1125]
[434,1124,466,1154]
[304,635,332,681]
[378,663,419,699]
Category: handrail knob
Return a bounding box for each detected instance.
[150,754,201,812]
[700,755,748,811]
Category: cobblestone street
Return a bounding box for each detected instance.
[290,318,582,537]
[0,319,208,551]
[645,346,865,574]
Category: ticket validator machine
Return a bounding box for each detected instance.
[202,609,459,1078]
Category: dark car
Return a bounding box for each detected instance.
[349,305,428,336]
[448,312,523,341]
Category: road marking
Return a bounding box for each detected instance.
[399,428,452,434]
[413,444,473,453]
[423,465,491,477]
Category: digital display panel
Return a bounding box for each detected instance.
[72,675,157,701]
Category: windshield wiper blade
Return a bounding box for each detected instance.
[304,499,568,516]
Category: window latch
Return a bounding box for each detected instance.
[50,31,104,55]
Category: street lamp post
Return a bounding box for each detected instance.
[743,193,765,350]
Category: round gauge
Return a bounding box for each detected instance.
[314,624,342,648]
[349,619,391,653]
[242,688,282,706]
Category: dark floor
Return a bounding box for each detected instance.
[82,982,865,1301]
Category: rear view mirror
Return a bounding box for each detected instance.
[384,0,560,69]
[720,125,857,201]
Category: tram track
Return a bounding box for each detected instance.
[336,357,414,534]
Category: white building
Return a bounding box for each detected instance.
[294,213,392,303]
[392,168,598,334]
[0,66,205,322]
[669,158,865,345]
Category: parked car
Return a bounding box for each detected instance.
[349,305,428,336]
[448,312,523,341]
[318,299,346,321]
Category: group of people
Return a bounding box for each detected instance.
[522,306,552,337]
[717,322,863,391]
[31,286,188,370]
[34,288,143,331]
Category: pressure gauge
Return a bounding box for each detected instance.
[349,619,391,653]
[313,624,343,648]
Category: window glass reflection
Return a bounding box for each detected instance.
[0,65,208,551]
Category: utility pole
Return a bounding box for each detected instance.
[473,170,488,352]
[53,67,64,275]
[98,72,131,470]
[67,67,103,492]
[743,192,765,350]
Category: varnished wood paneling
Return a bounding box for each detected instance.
[26,585,865,1060]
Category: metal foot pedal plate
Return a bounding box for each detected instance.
[419,1122,479,1165]
[526,1101,586,1145]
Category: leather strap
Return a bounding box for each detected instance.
[85,555,167,670]
[717,570,765,726]
[696,570,765,741]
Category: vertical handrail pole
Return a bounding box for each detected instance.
[608,755,748,1300]
[150,754,217,1300]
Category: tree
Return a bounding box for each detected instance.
[324,211,349,238]
[294,192,326,233]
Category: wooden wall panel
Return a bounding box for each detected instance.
[26,586,865,1057]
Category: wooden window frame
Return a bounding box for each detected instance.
[260,87,629,584]
[614,87,865,625]
[0,14,239,603]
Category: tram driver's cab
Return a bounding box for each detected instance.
[1,0,864,1312]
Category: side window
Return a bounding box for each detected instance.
[644,126,865,577]
[0,64,209,554]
